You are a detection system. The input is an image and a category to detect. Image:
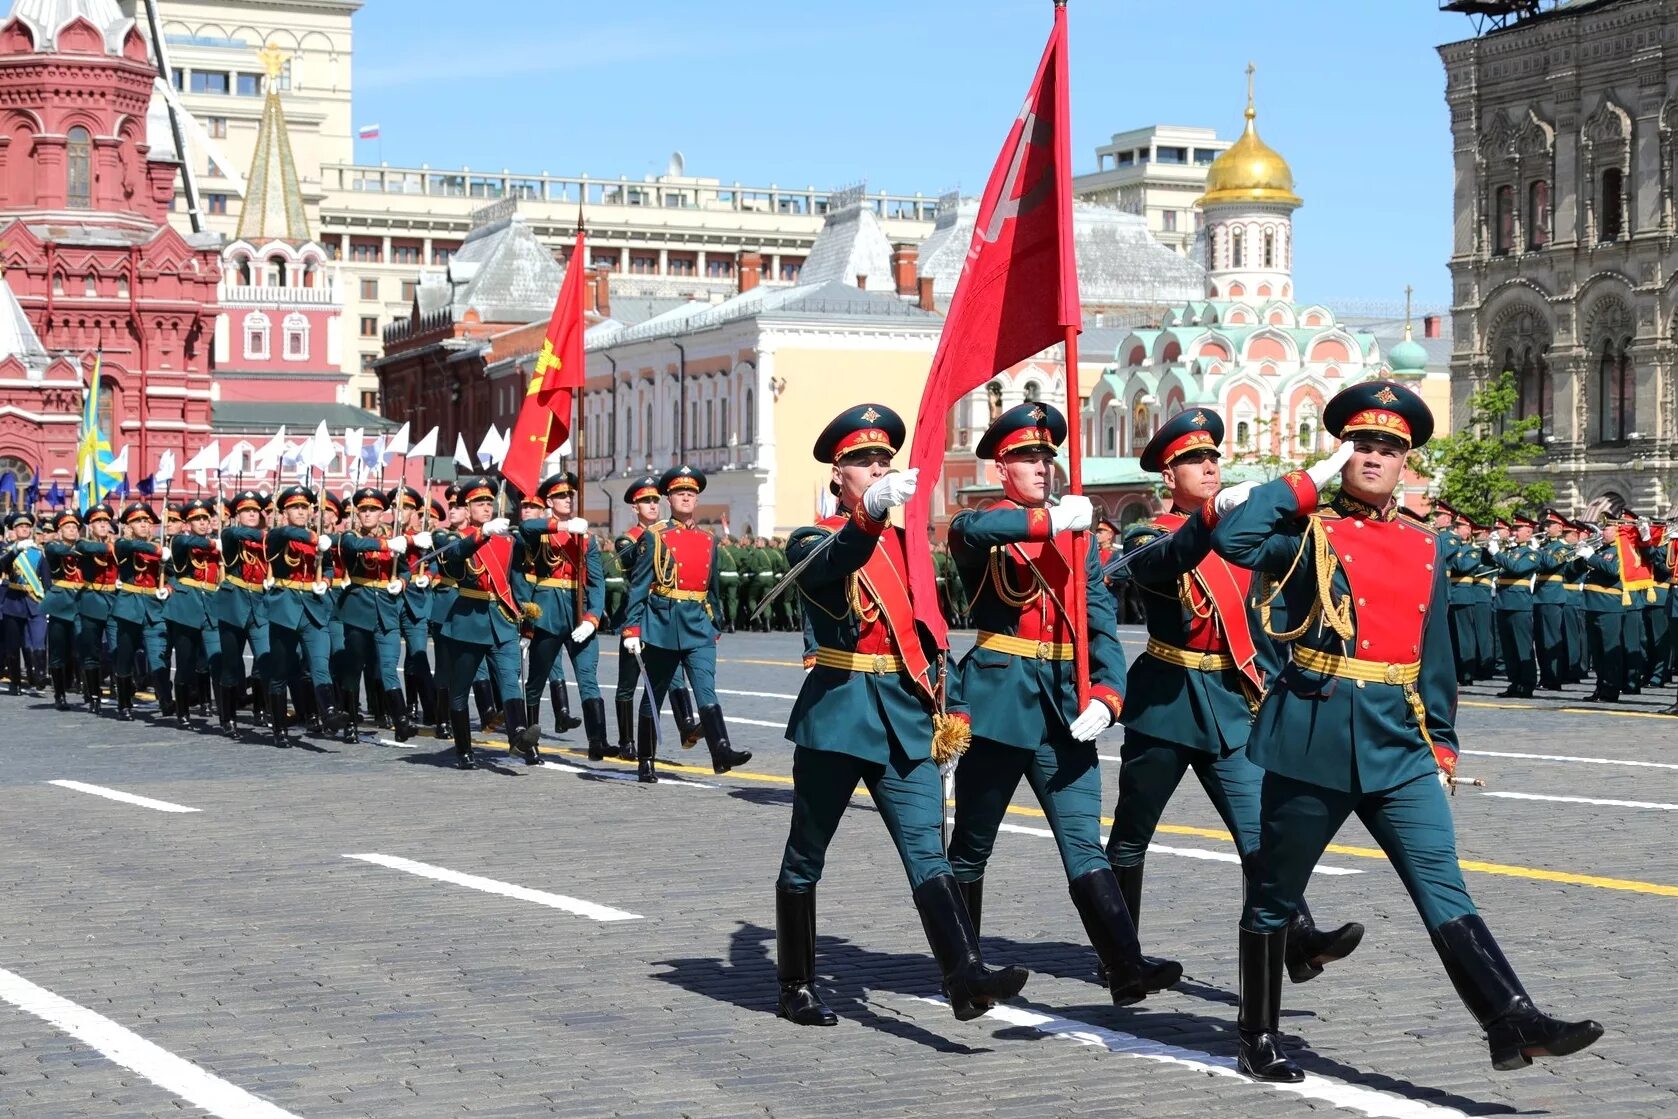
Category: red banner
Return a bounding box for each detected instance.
[503,228,587,497]
[902,4,1079,645]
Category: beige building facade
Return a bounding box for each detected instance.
[1072,124,1231,256]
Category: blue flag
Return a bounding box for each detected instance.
[0,472,15,502]
[136,475,155,497]
[46,481,62,507]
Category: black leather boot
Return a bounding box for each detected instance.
[152,670,174,720]
[114,675,135,721]
[313,683,349,735]
[432,684,449,737]
[698,704,751,774]
[6,651,21,695]
[28,649,46,692]
[776,887,837,1026]
[364,679,387,728]
[290,678,318,733]
[504,698,543,765]
[551,678,580,731]
[412,667,436,728]
[340,694,360,744]
[268,685,290,748]
[615,695,636,760]
[248,676,268,727]
[582,697,609,760]
[83,667,102,715]
[1431,914,1603,1070]
[1112,859,1182,980]
[1069,867,1181,1006]
[215,679,236,737]
[912,875,1028,1021]
[385,688,416,742]
[171,672,192,729]
[51,665,68,711]
[668,687,704,749]
[1285,898,1364,984]
[956,875,984,936]
[472,680,499,731]
[1237,927,1303,1082]
[636,704,658,783]
[195,672,210,716]
[450,708,477,770]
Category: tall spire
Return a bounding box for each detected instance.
[235,43,310,242]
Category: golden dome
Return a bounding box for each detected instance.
[1198,67,1301,209]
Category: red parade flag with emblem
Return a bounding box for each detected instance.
[503,228,587,498]
[903,3,1080,648]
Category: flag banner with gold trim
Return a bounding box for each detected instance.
[504,229,587,498]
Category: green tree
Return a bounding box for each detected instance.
[1411,370,1552,524]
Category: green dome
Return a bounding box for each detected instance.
[1388,337,1427,374]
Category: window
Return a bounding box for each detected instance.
[1155,146,1187,164]
[643,404,652,456]
[1513,347,1551,432]
[236,72,262,96]
[630,255,658,275]
[66,126,91,208]
[705,401,714,447]
[1263,231,1275,268]
[706,258,734,278]
[1527,180,1550,250]
[360,353,377,372]
[1022,381,1041,403]
[744,389,754,442]
[361,390,379,411]
[781,261,802,282]
[190,71,229,95]
[234,256,252,285]
[359,278,378,300]
[349,241,382,263]
[392,244,421,265]
[400,280,417,303]
[84,275,96,297]
[1230,229,1243,269]
[668,257,696,277]
[207,116,227,139]
[360,316,378,337]
[206,193,228,215]
[1600,168,1624,242]
[1494,185,1514,255]
[431,246,455,266]
[265,255,286,287]
[244,313,270,360]
[1236,419,1252,448]
[1161,210,1178,233]
[1297,418,1315,453]
[170,68,184,91]
[282,313,308,360]
[1596,343,1634,444]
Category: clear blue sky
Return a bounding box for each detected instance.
[351,0,1470,309]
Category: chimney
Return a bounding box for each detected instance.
[917,275,936,313]
[856,273,868,290]
[582,262,599,316]
[592,265,611,319]
[1423,313,1441,339]
[891,243,919,297]
[738,250,762,294]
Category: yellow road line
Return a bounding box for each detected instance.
[1461,698,1677,720]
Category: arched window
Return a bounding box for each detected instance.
[266,255,287,287]
[643,404,652,457]
[705,400,714,448]
[1103,415,1116,454]
[1596,343,1634,444]
[719,398,729,445]
[244,312,270,360]
[672,402,680,454]
[66,126,91,208]
[235,256,252,286]
[1263,231,1275,268]
[1515,347,1550,432]
[1231,228,1244,269]
[1600,168,1624,242]
[1131,400,1151,445]
[1297,417,1316,453]
[1236,419,1252,448]
[282,312,308,360]
[1022,380,1041,403]
[1527,180,1550,250]
[1494,185,1514,255]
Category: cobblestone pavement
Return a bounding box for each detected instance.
[0,629,1673,1118]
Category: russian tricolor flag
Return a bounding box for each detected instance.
[357,123,381,140]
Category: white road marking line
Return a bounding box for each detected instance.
[47,780,200,814]
[987,821,1362,875]
[1463,748,1678,772]
[908,997,1467,1119]
[344,853,642,921]
[0,965,301,1119]
[1484,790,1678,811]
[539,759,714,788]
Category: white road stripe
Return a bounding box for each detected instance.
[1463,748,1678,772]
[1484,790,1678,811]
[344,853,641,921]
[47,780,200,814]
[988,821,1362,876]
[539,759,714,788]
[910,997,1467,1119]
[0,965,301,1119]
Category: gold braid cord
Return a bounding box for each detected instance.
[1257,515,1354,643]
[932,713,970,766]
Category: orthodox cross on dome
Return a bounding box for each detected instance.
[258,41,289,79]
[1246,61,1256,120]
[1404,284,1414,341]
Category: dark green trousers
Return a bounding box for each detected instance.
[1623,607,1647,689]
[1245,771,1476,935]
[1564,604,1587,678]
[446,637,522,712]
[342,623,401,692]
[1587,611,1624,697]
[1495,608,1535,689]
[948,735,1107,883]
[1475,601,1499,674]
[1448,604,1480,679]
[1647,607,1671,683]
[1534,604,1566,686]
[777,744,951,892]
[1107,729,1262,867]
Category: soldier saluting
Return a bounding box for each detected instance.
[1210,380,1601,1082]
[774,403,1027,1027]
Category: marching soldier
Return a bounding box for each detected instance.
[774,403,1028,1027]
[1445,512,1482,685]
[1563,521,1590,683]
[74,503,118,713]
[621,465,751,782]
[428,484,463,736]
[338,487,422,742]
[603,537,627,631]
[613,475,700,759]
[1486,514,1539,699]
[165,498,222,731]
[1107,409,1361,987]
[387,487,438,728]
[1533,511,1573,691]
[216,489,274,738]
[40,510,84,710]
[265,486,350,744]
[944,402,1175,1006]
[111,502,168,721]
[435,476,542,770]
[1471,523,1500,681]
[1576,521,1625,703]
[0,511,47,696]
[1209,380,1600,1082]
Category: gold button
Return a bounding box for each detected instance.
[1418,604,1427,613]
[1361,639,1371,649]
[1344,554,1353,562]
[1037,641,1052,660]
[1356,679,1366,689]
[873,654,890,674]
[1198,653,1218,672]
[1357,597,1366,606]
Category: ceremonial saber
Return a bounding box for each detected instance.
[637,658,662,755]
[1446,774,1486,796]
[748,523,843,622]
[1099,523,1180,578]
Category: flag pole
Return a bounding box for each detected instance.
[573,213,588,624]
[1054,0,1089,708]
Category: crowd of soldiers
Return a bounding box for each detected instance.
[1434,504,1678,710]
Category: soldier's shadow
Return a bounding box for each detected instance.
[973,934,1241,1009]
[398,748,522,775]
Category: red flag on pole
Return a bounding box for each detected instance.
[903,1,1080,650]
[502,228,587,497]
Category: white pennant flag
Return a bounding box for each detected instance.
[219,446,242,475]
[410,426,439,459]
[252,426,287,473]
[155,450,177,486]
[475,426,500,470]
[108,444,130,478]
[385,422,410,459]
[183,439,220,473]
[304,421,335,470]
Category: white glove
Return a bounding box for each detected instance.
[316,533,333,551]
[1068,699,1112,742]
[209,536,221,553]
[1485,538,1500,556]
[1438,769,1452,791]
[412,531,433,550]
[862,468,919,519]
[387,534,408,555]
[21,538,38,550]
[564,517,589,535]
[483,517,510,536]
[1528,538,1540,552]
[1639,518,1653,542]
[1305,441,1355,489]
[1213,481,1256,517]
[1049,494,1094,534]
[1575,544,1595,560]
[622,635,642,656]
[570,620,595,644]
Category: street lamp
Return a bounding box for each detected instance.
[672,340,687,459]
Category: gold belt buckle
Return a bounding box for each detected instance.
[1383,662,1401,685]
[872,654,890,675]
[1198,653,1218,672]
[1036,641,1052,660]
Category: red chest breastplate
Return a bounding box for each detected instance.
[130,550,160,588]
[987,502,1075,644]
[658,525,712,592]
[542,535,580,579]
[352,543,395,581]
[279,539,321,581]
[236,542,269,583]
[188,547,221,584]
[1322,514,1436,662]
[87,549,117,586]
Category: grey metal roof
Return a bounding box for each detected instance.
[1338,314,1454,373]
[919,200,1205,310]
[0,275,47,371]
[606,295,694,327]
[412,215,565,325]
[797,203,896,292]
[7,0,131,53]
[590,280,936,350]
[213,402,397,434]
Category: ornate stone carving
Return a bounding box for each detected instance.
[1582,293,1635,351]
[1584,96,1632,147]
[1481,109,1517,161]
